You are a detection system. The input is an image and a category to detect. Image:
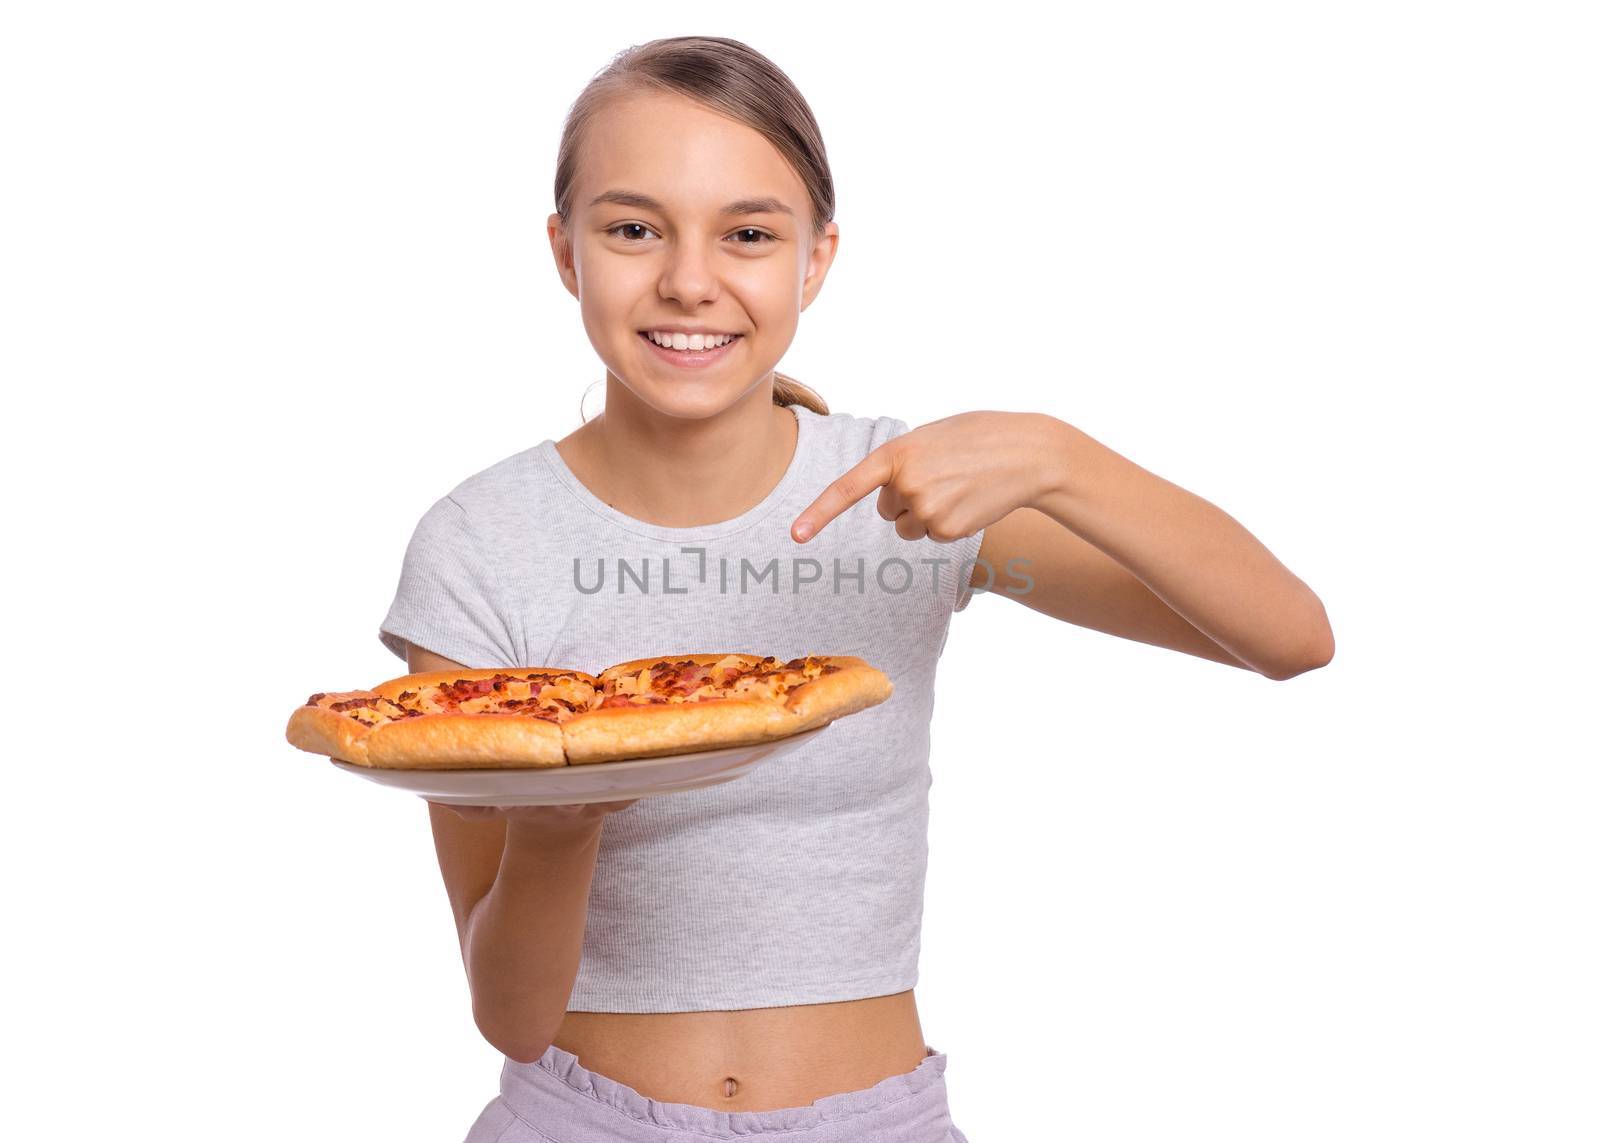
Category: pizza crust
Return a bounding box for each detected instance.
[562,697,789,764]
[285,700,378,766]
[778,657,895,734]
[364,712,565,769]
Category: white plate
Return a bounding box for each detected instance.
[330,723,832,806]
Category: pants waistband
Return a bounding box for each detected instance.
[499,1043,953,1139]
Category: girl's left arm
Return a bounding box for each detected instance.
[791,411,1335,681]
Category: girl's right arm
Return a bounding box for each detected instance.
[411,643,638,1063]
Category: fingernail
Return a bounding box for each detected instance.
[795,522,812,540]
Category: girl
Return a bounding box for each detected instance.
[377,35,1334,1143]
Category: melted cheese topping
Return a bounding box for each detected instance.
[302,659,839,726]
[597,656,838,707]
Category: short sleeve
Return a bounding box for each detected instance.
[951,525,986,612]
[377,495,518,668]
[875,416,912,447]
[876,415,988,612]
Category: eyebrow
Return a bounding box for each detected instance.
[588,189,795,218]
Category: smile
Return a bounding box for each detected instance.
[638,331,744,368]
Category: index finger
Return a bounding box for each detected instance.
[791,445,897,542]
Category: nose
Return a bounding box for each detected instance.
[657,240,719,309]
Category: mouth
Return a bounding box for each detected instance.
[637,331,744,368]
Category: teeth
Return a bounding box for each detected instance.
[645,331,738,351]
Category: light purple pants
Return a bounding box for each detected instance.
[461,1043,970,1142]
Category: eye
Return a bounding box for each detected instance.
[729,228,776,246]
[606,222,659,243]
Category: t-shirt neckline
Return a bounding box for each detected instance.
[536,404,816,542]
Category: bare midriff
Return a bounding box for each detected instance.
[551,989,927,1112]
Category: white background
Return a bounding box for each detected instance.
[5,2,1596,1140]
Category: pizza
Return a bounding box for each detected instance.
[285,653,892,770]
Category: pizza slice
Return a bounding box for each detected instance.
[288,668,599,769]
[566,654,891,764]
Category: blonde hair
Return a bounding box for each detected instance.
[557,36,833,418]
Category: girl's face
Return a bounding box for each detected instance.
[548,90,839,420]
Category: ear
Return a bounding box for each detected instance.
[800,221,841,312]
[548,211,580,300]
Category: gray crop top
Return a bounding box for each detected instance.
[378,403,985,1011]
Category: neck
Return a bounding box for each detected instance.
[561,375,800,529]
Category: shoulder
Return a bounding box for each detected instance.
[391,444,549,563]
[794,405,912,468]
[423,443,547,524]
